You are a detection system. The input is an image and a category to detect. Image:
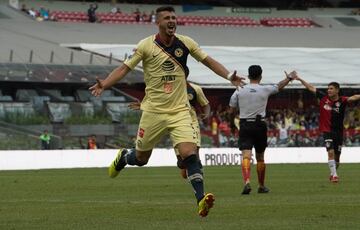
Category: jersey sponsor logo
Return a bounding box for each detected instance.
[323,104,332,111]
[138,128,145,138]
[249,89,257,93]
[323,103,340,113]
[174,48,183,58]
[161,75,175,82]
[161,60,175,72]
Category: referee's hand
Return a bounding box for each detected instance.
[89,78,104,97]
[229,71,246,87]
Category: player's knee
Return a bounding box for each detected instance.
[177,143,197,158]
[176,155,186,169]
[242,152,252,160]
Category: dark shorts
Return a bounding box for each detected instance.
[238,120,267,153]
[323,132,343,155]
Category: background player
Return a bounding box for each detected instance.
[89,6,244,217]
[176,82,210,178]
[294,73,360,183]
[229,65,295,194]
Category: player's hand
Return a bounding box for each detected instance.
[285,71,298,80]
[199,113,209,120]
[229,71,246,87]
[128,101,141,111]
[89,78,104,97]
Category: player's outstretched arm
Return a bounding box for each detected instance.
[89,64,131,97]
[200,56,245,87]
[277,70,296,91]
[294,72,317,94]
[347,94,360,103]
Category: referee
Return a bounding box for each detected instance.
[229,65,295,194]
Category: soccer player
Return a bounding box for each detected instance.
[294,73,360,183]
[129,82,211,179]
[229,65,295,194]
[176,82,210,179]
[89,6,244,217]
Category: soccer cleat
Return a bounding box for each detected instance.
[198,193,215,217]
[258,186,270,194]
[241,183,252,195]
[180,168,187,179]
[108,148,127,178]
[331,176,339,183]
[329,175,333,182]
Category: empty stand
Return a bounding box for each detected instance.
[0,102,35,118]
[47,102,71,123]
[16,89,38,101]
[260,17,316,27]
[49,10,319,28]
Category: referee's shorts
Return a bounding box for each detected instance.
[239,118,267,153]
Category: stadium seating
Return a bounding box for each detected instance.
[49,10,318,28]
[260,17,316,27]
[0,102,35,118]
[47,102,72,123]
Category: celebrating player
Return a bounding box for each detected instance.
[89,6,244,217]
[229,65,295,194]
[294,73,360,183]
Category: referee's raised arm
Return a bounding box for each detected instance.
[277,70,297,91]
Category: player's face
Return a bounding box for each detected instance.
[157,11,177,37]
[327,85,339,98]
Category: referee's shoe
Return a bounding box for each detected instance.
[241,183,252,195]
[258,186,270,193]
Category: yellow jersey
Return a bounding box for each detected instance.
[124,34,208,113]
[187,82,209,121]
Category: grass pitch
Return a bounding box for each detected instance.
[1,164,360,230]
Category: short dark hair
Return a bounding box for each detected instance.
[248,65,262,80]
[328,82,340,89]
[156,6,175,14]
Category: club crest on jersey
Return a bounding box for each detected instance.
[188,93,194,100]
[174,48,183,58]
[335,102,340,107]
